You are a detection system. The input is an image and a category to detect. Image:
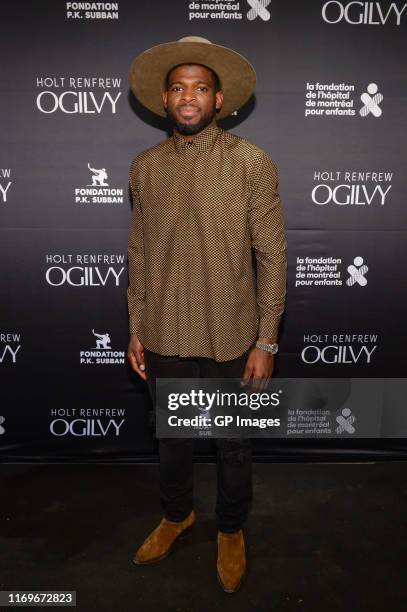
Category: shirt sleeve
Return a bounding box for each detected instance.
[127,158,146,336]
[248,151,287,344]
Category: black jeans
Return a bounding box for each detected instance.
[143,347,253,534]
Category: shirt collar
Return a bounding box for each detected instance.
[172,118,222,154]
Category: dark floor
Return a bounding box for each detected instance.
[0,461,406,612]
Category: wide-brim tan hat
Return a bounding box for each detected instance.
[129,35,256,120]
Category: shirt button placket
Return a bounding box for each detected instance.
[177,142,196,357]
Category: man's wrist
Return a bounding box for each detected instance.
[255,337,278,354]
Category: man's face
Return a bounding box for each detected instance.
[162,64,223,135]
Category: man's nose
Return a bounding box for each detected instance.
[180,89,197,103]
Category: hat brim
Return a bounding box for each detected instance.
[128,40,256,120]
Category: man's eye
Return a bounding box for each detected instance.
[170,86,208,92]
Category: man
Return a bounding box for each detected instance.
[126,36,287,593]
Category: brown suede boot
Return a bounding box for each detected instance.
[217,529,246,593]
[133,510,195,565]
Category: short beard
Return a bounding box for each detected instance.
[166,105,217,136]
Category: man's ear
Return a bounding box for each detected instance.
[215,90,224,111]
[162,91,168,111]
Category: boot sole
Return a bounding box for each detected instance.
[132,522,194,566]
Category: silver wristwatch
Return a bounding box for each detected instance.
[255,341,278,354]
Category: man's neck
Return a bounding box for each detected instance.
[173,118,217,141]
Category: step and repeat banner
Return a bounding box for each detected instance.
[1,1,406,460]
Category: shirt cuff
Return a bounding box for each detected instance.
[257,317,280,344]
[129,312,144,337]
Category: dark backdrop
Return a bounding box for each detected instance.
[1,0,406,460]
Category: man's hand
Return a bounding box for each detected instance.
[240,346,275,391]
[127,334,147,381]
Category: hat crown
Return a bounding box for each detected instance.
[177,36,212,44]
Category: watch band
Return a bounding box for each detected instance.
[255,341,278,354]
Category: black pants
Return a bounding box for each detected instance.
[143,347,253,534]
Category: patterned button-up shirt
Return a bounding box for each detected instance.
[127,117,287,362]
